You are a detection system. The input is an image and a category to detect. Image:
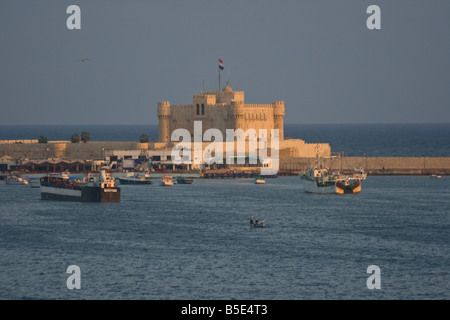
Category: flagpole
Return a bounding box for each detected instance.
[218,63,221,91]
[218,58,224,91]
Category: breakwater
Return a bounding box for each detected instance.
[280,157,450,175]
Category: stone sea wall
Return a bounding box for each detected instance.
[280,157,450,175]
[1,142,450,175]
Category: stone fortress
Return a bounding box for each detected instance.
[158,85,286,143]
[157,85,330,162]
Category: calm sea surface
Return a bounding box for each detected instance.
[1,176,449,299]
[1,123,450,156]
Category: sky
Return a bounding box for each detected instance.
[0,0,449,125]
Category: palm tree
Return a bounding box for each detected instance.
[81,131,90,143]
[38,136,48,143]
[139,134,149,143]
[71,133,81,143]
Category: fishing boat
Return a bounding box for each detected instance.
[160,175,174,186]
[40,170,120,202]
[353,168,367,180]
[176,176,193,184]
[255,176,266,184]
[301,166,361,194]
[5,175,29,185]
[250,216,266,228]
[430,174,442,179]
[118,171,153,184]
[27,177,42,188]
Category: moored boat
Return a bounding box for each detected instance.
[176,176,193,184]
[118,171,153,185]
[335,177,361,194]
[353,168,367,180]
[255,176,266,184]
[5,175,29,185]
[160,175,173,186]
[27,177,42,188]
[301,166,361,194]
[40,170,120,202]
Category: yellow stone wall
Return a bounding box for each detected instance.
[157,86,285,142]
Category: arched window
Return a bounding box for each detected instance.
[201,104,205,115]
[196,104,200,115]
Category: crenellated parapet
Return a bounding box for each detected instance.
[157,101,171,142]
[272,101,285,140]
[272,101,285,117]
[157,101,171,118]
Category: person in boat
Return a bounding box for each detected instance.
[255,219,259,226]
[250,216,254,225]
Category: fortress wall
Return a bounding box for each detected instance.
[203,105,234,134]
[0,139,331,161]
[65,142,147,159]
[170,104,194,134]
[0,143,55,160]
[279,140,331,158]
[235,105,274,133]
[0,141,149,160]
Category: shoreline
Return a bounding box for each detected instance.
[1,141,450,176]
[1,168,448,178]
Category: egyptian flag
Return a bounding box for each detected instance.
[219,59,224,70]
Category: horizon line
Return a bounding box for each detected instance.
[0,122,449,127]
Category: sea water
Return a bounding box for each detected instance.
[0,175,449,299]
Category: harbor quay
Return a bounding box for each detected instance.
[0,139,329,174]
[1,140,449,176]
